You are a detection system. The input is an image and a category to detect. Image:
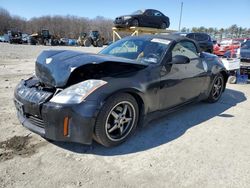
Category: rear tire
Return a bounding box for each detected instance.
[94,93,139,147]
[96,39,103,47]
[206,73,224,103]
[160,22,167,29]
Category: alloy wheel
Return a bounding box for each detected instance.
[212,76,223,100]
[105,101,136,141]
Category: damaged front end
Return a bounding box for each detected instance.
[35,50,147,88]
[14,76,101,144]
[14,50,147,144]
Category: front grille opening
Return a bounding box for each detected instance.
[27,114,44,128]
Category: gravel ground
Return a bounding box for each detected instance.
[0,43,250,188]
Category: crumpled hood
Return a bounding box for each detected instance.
[35,50,147,87]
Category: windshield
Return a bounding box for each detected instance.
[99,38,170,64]
[132,10,145,15]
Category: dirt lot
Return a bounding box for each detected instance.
[0,43,250,188]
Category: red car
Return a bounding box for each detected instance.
[234,38,250,44]
[214,39,241,56]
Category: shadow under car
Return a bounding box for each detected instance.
[52,88,246,155]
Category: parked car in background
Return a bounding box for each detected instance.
[240,40,250,61]
[8,30,23,44]
[223,40,250,78]
[175,32,213,53]
[0,36,4,42]
[214,39,241,56]
[59,38,69,45]
[68,39,77,46]
[114,9,170,29]
[22,33,29,44]
[3,34,10,42]
[224,40,250,61]
[14,34,228,147]
[234,38,250,45]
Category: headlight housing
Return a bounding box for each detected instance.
[123,16,132,20]
[50,79,107,104]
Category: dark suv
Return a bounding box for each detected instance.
[175,32,213,53]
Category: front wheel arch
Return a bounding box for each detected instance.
[102,90,146,124]
[94,92,139,147]
[206,73,225,103]
[220,70,229,91]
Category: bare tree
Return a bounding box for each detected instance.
[0,6,249,41]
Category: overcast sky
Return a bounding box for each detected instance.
[0,0,250,29]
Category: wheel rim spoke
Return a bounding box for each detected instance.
[122,104,128,115]
[124,117,132,123]
[213,77,223,99]
[105,101,136,141]
[111,111,119,119]
[108,123,118,133]
[119,125,124,134]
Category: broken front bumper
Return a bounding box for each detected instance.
[14,81,99,145]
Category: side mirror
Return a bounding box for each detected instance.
[172,55,190,64]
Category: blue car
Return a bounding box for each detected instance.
[224,40,250,61]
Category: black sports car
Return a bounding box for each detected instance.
[14,35,228,147]
[114,9,170,29]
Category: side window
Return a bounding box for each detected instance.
[172,41,199,59]
[186,33,195,40]
[195,34,209,41]
[144,10,153,16]
[154,11,162,16]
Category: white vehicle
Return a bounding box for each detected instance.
[220,56,240,84]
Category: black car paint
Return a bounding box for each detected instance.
[114,9,170,29]
[14,35,227,145]
[36,50,148,88]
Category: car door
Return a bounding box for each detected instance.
[152,10,164,27]
[159,40,206,110]
[143,10,157,27]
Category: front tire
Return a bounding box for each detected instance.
[131,19,139,27]
[206,73,224,103]
[94,93,139,147]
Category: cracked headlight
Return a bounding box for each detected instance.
[50,79,107,104]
